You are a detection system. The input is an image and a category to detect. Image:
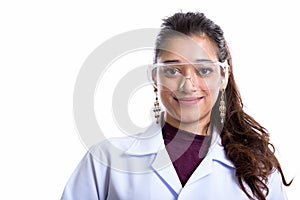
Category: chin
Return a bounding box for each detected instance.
[173,113,201,123]
[176,110,211,123]
[178,117,202,124]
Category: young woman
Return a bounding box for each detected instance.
[61,12,292,200]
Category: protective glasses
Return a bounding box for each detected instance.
[151,61,228,90]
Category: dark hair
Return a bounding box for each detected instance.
[154,11,292,200]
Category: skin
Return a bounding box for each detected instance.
[155,35,229,135]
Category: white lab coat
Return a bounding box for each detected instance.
[61,122,288,200]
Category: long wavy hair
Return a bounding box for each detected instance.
[153,11,292,200]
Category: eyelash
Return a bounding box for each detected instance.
[163,66,214,76]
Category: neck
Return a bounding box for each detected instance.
[164,115,211,136]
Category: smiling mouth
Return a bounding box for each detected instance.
[174,96,203,105]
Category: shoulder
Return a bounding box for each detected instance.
[87,122,163,163]
[207,129,235,169]
[266,169,288,199]
[91,122,162,152]
[91,135,136,153]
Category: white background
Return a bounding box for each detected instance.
[0,0,299,199]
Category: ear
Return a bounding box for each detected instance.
[153,85,158,93]
[151,67,158,86]
[220,65,231,90]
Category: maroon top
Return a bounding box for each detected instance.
[162,122,207,187]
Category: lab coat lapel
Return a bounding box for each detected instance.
[185,131,235,186]
[125,122,182,194]
[151,146,182,194]
[184,149,213,186]
[184,126,218,186]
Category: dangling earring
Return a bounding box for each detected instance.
[153,87,161,124]
[219,89,226,124]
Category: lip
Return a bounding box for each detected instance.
[174,96,203,106]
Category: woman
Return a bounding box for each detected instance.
[61,12,292,200]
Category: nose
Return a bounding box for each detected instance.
[179,75,193,87]
[179,75,197,92]
[179,73,209,92]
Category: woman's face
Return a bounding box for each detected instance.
[155,35,226,129]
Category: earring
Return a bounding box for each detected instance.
[153,87,161,124]
[219,89,226,124]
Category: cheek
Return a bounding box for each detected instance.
[208,88,220,106]
[208,77,222,100]
[158,89,173,105]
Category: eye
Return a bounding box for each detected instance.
[197,67,214,76]
[162,66,180,77]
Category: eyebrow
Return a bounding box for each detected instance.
[162,59,181,64]
[195,59,215,62]
[162,59,214,64]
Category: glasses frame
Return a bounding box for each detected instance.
[152,60,228,71]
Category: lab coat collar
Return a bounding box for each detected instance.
[124,122,234,169]
[124,122,164,155]
[124,122,235,192]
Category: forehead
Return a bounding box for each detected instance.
[158,36,218,62]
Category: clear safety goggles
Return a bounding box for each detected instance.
[151,61,228,90]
